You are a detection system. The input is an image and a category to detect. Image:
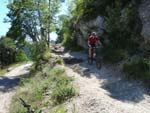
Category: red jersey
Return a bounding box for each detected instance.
[88,35,99,45]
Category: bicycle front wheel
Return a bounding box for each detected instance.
[96,58,102,69]
[88,57,93,65]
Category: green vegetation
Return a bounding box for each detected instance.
[10,65,76,113]
[15,49,28,62]
[56,0,150,84]
[0,37,28,69]
[7,0,60,47]
[0,37,16,67]
[58,0,140,55]
[101,46,127,63]
[56,16,83,51]
[123,57,150,80]
[100,1,140,62]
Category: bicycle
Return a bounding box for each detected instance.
[88,46,102,69]
[19,97,42,113]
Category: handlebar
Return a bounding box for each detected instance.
[88,45,103,48]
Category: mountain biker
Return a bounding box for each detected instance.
[87,32,102,58]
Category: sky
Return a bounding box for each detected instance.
[0,0,10,37]
[0,0,71,41]
[51,0,70,41]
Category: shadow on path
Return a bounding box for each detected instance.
[64,51,150,103]
[0,73,29,93]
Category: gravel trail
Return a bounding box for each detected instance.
[53,48,150,113]
[51,44,150,113]
[0,63,32,113]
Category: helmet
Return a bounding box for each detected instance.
[91,32,96,35]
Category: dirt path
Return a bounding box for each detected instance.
[0,63,32,113]
[64,65,150,113]
[52,46,150,113]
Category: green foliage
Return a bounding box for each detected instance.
[0,37,16,50]
[0,37,16,67]
[44,67,76,105]
[52,57,64,64]
[15,49,28,62]
[57,16,83,51]
[30,41,48,61]
[123,57,150,80]
[105,1,138,50]
[102,45,127,63]
[49,104,67,113]
[10,65,76,113]
[99,1,141,62]
[43,50,52,60]
[70,0,137,21]
[7,0,60,47]
[52,84,76,104]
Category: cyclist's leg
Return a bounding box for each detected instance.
[88,47,92,58]
[93,48,96,58]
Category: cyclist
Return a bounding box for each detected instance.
[87,32,102,58]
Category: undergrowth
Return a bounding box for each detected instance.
[123,57,150,81]
[9,64,76,113]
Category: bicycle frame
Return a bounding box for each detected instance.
[88,46,102,69]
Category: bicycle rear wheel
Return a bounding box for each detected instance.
[95,58,102,69]
[88,57,93,65]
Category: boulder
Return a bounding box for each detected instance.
[74,16,104,48]
[139,0,150,45]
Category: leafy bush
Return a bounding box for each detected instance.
[15,49,28,62]
[52,84,76,104]
[104,1,139,50]
[30,41,48,61]
[123,57,150,80]
[47,68,76,104]
[43,50,52,60]
[102,45,127,63]
[0,37,16,66]
[10,66,76,113]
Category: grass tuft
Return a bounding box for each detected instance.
[9,65,76,113]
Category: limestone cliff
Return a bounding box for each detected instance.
[74,16,104,48]
[139,0,150,50]
[73,0,150,52]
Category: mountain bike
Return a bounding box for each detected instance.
[88,46,102,69]
[19,98,42,113]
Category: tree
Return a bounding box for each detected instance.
[0,37,16,67]
[6,0,60,48]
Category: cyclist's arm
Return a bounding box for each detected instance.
[87,37,91,47]
[97,40,102,46]
[96,37,102,46]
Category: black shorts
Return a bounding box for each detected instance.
[89,44,96,48]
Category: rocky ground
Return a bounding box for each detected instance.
[52,45,150,113]
[0,63,32,113]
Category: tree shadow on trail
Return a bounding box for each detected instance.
[101,76,146,103]
[66,51,150,103]
[0,73,29,93]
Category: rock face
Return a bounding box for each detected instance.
[139,0,150,45]
[74,0,150,50]
[74,16,104,48]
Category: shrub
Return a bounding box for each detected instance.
[30,41,47,61]
[43,50,51,60]
[10,66,76,113]
[15,49,28,62]
[104,1,139,53]
[46,67,76,104]
[0,37,16,66]
[52,84,76,104]
[102,45,127,63]
[123,57,150,80]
